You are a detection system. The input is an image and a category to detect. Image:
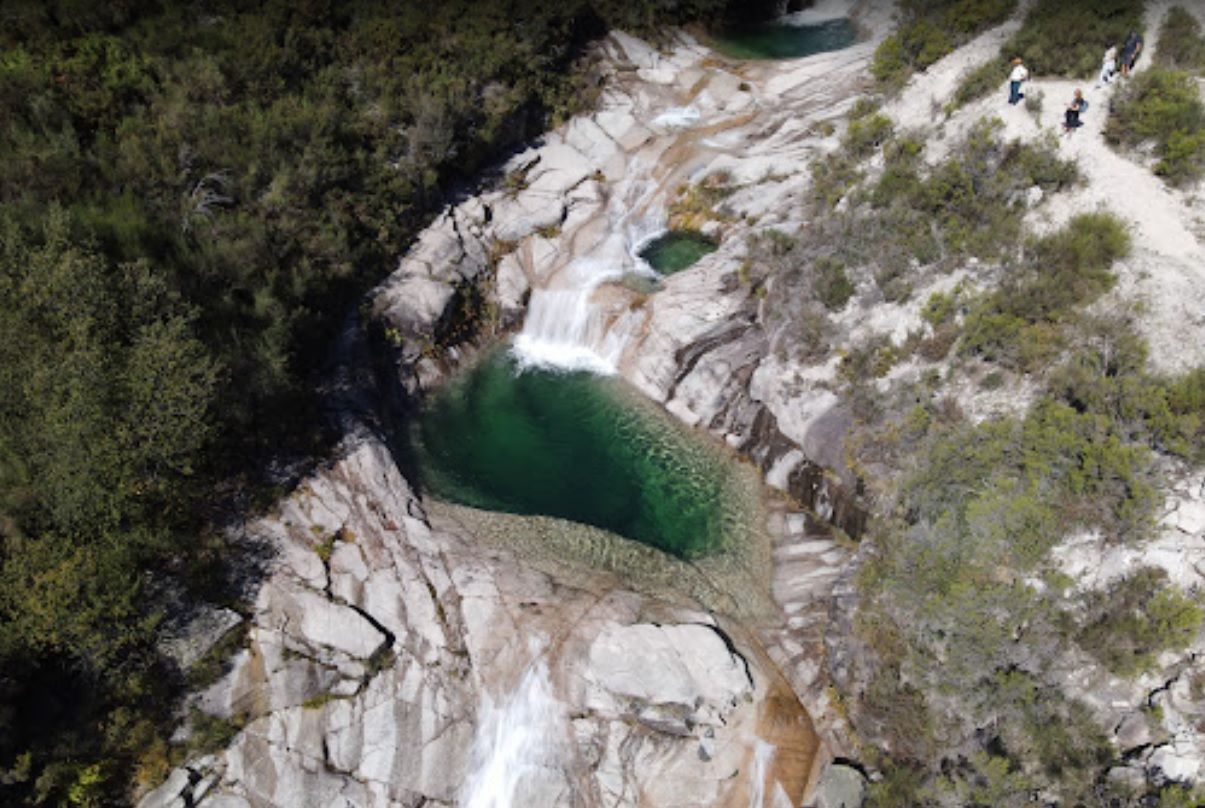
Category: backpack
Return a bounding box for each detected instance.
[1079,99,1089,114]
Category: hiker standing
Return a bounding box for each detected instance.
[1008,57,1029,105]
[1120,31,1143,76]
[1098,45,1117,86]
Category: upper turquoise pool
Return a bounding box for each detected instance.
[712,17,856,60]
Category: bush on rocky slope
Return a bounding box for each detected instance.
[960,212,1129,370]
[1154,6,1205,71]
[851,322,1205,804]
[948,58,1005,111]
[793,117,1076,312]
[1003,0,1145,78]
[1077,567,1204,677]
[872,0,1018,88]
[1106,67,1205,185]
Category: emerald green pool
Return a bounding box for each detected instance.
[712,18,857,60]
[639,231,718,275]
[412,350,739,560]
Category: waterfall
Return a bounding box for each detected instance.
[512,256,627,374]
[512,165,666,375]
[782,0,854,25]
[651,105,701,129]
[461,660,567,808]
[748,740,792,808]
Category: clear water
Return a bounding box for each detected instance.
[413,349,738,560]
[639,231,718,274]
[712,18,856,61]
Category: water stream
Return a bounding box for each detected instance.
[461,659,567,808]
[433,30,829,802]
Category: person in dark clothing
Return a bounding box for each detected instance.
[1063,89,1086,135]
[1120,30,1144,76]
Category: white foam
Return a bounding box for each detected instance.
[512,333,618,375]
[511,250,633,373]
[461,659,567,808]
[781,0,853,26]
[749,740,775,808]
[651,105,701,129]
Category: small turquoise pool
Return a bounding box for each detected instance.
[639,231,718,275]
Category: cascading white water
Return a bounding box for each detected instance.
[651,105,701,129]
[461,660,567,808]
[512,159,669,374]
[749,740,775,808]
[512,256,627,374]
[781,0,854,26]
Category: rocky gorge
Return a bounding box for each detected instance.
[142,1,1205,806]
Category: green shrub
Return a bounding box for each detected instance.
[1106,67,1205,185]
[1076,568,1204,676]
[961,213,1128,368]
[873,0,1018,88]
[810,154,862,208]
[843,113,895,158]
[1024,89,1044,117]
[949,58,1005,110]
[187,709,243,755]
[1107,69,1205,143]
[815,257,855,311]
[1155,784,1205,808]
[921,289,960,327]
[1049,327,1205,461]
[1002,0,1144,78]
[1154,6,1205,71]
[865,119,1075,270]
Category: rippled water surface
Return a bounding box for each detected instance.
[413,349,740,559]
[712,18,856,60]
[639,230,718,274]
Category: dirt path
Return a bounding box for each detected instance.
[882,2,1205,373]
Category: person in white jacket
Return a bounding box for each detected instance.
[1098,46,1117,87]
[1008,57,1029,105]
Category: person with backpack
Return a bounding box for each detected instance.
[1063,89,1087,135]
[1008,57,1029,105]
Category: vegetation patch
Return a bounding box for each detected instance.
[1002,0,1145,78]
[949,58,1005,112]
[1154,6,1205,71]
[0,0,751,802]
[1106,67,1205,185]
[872,0,1018,89]
[1076,567,1204,677]
[850,321,1205,803]
[960,212,1130,370]
[765,118,1078,360]
[668,171,736,230]
[952,0,1147,109]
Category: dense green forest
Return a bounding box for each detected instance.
[0,1,770,803]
